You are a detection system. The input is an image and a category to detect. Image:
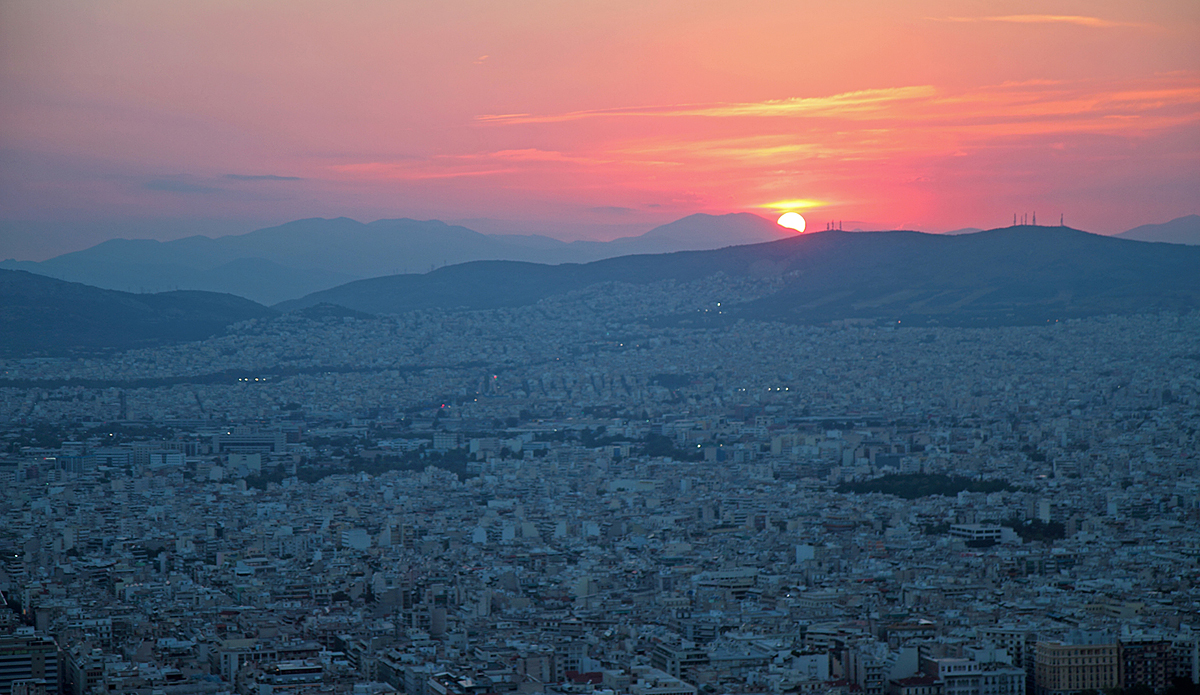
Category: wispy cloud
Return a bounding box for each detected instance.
[478,86,937,124]
[610,136,837,166]
[479,77,1199,137]
[487,148,615,165]
[330,148,620,181]
[933,15,1151,29]
[334,74,1200,212]
[224,173,303,181]
[330,161,518,180]
[144,178,219,194]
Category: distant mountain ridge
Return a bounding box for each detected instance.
[0,269,274,356]
[0,255,356,306]
[4,213,1193,305]
[0,213,789,304]
[1116,214,1200,245]
[277,225,1200,326]
[5,225,1199,356]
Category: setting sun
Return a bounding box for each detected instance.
[777,212,807,233]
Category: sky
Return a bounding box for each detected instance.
[1,0,1198,260]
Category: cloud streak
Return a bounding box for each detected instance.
[477,86,938,125]
[478,77,1200,138]
[588,206,636,215]
[144,179,220,194]
[933,15,1151,29]
[224,174,303,181]
[330,161,519,180]
[329,74,1200,230]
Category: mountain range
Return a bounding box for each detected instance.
[0,213,789,305]
[277,225,1200,325]
[5,213,1194,307]
[6,222,1198,356]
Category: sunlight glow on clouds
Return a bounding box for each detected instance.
[0,0,1197,255]
[476,86,940,124]
[328,75,1200,229]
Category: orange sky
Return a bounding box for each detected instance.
[1,0,1198,257]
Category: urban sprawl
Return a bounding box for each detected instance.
[2,281,1198,695]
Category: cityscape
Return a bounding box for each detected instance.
[2,285,1198,695]
[2,2,1198,695]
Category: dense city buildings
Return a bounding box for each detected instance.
[0,295,1197,695]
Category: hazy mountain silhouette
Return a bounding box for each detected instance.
[7,225,1197,356]
[1115,214,1200,245]
[0,269,274,356]
[0,255,356,306]
[538,212,790,259]
[0,213,790,304]
[277,226,1200,325]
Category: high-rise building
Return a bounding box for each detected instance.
[0,629,58,695]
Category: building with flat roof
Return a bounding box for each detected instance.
[0,630,58,695]
[1034,632,1118,695]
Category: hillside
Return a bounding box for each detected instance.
[277,226,1200,325]
[0,269,275,356]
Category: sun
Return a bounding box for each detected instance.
[777,212,806,233]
